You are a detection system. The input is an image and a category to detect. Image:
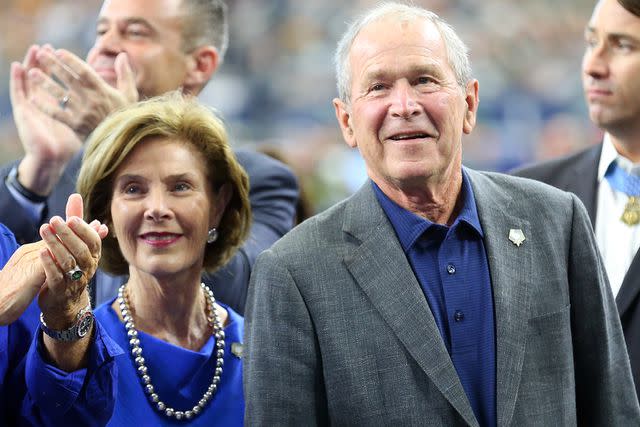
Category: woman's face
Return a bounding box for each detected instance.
[110,136,228,280]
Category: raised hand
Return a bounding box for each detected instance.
[10,45,84,196]
[0,241,47,326]
[37,194,108,371]
[0,194,107,326]
[38,194,107,325]
[29,46,138,141]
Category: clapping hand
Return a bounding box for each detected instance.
[10,44,138,197]
[0,194,107,326]
[28,46,138,141]
[38,194,107,327]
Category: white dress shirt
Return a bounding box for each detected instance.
[595,134,640,297]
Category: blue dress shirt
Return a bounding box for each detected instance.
[373,170,496,427]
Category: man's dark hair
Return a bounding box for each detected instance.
[618,0,640,17]
[181,0,229,62]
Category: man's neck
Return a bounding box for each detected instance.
[607,126,640,163]
[373,170,463,225]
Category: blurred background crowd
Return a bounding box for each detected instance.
[0,0,602,214]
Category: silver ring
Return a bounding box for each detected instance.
[59,94,70,110]
[66,265,83,281]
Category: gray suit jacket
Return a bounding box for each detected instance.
[244,168,640,426]
[512,143,640,402]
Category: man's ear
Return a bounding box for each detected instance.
[333,98,357,148]
[183,46,219,93]
[462,79,479,135]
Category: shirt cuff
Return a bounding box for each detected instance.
[5,167,46,224]
[24,317,124,423]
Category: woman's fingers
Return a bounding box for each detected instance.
[38,221,91,317]
[65,193,83,219]
[48,216,100,265]
[88,219,109,239]
[38,246,65,291]
[39,221,79,275]
[65,217,102,259]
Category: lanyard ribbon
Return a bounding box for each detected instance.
[605,161,640,197]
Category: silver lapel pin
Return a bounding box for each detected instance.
[231,342,243,359]
[508,228,526,247]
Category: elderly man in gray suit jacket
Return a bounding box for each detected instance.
[244,2,640,426]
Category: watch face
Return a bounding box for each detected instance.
[77,313,93,337]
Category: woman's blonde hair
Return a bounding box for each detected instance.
[77,91,251,275]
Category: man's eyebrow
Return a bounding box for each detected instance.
[122,17,154,28]
[97,16,155,29]
[362,69,389,82]
[585,26,640,43]
[607,32,640,43]
[363,64,441,81]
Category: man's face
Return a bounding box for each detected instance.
[87,0,192,97]
[333,16,478,191]
[583,0,640,134]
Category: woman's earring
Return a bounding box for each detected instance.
[207,227,219,243]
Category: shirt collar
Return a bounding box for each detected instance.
[598,133,640,181]
[372,168,484,252]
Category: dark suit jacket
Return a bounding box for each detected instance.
[244,169,639,426]
[0,148,298,314]
[513,143,640,400]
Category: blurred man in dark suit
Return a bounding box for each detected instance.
[2,0,298,313]
[513,0,640,400]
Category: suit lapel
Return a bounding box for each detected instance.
[467,170,532,427]
[563,145,601,227]
[617,251,640,317]
[566,144,640,320]
[342,183,478,427]
[586,143,640,316]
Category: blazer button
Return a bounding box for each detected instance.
[446,264,456,275]
[454,310,464,322]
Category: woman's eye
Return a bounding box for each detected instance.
[174,183,191,192]
[124,184,140,194]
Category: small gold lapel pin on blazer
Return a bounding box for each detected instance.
[508,228,526,247]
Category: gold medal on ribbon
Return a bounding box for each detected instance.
[621,196,640,226]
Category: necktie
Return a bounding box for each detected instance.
[605,161,640,226]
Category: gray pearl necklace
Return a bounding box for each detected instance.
[117,283,225,421]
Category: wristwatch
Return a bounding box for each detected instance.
[40,304,94,342]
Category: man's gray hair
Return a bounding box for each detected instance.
[334,2,472,104]
[181,0,229,63]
